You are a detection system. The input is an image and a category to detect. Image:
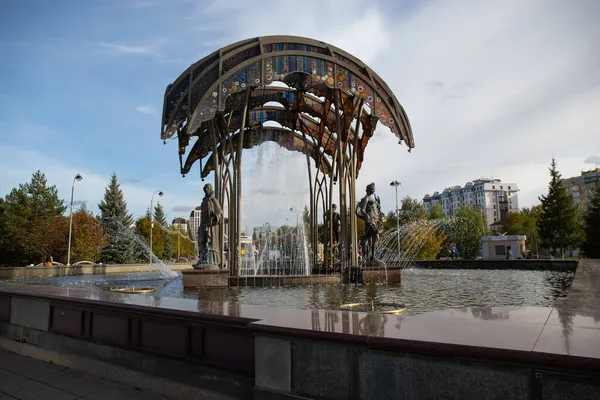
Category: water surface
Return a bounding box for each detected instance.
[5,269,574,315]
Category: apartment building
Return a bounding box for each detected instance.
[562,168,600,205]
[188,207,202,241]
[423,178,519,227]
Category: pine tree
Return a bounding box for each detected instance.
[537,159,578,258]
[154,202,172,260]
[582,182,600,258]
[98,173,135,264]
[0,171,67,263]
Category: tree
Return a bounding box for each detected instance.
[71,208,109,262]
[582,182,600,258]
[382,210,398,233]
[428,204,444,220]
[538,159,578,258]
[0,171,67,264]
[98,173,136,264]
[506,206,542,255]
[136,211,164,260]
[154,202,172,260]
[27,216,69,263]
[398,196,426,226]
[439,206,487,259]
[401,222,446,260]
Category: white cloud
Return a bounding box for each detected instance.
[135,105,155,115]
[3,0,600,229]
[180,0,600,221]
[584,155,600,165]
[98,40,167,56]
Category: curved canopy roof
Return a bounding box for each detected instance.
[161,35,413,177]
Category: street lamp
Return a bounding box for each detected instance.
[390,181,401,258]
[149,190,164,264]
[289,207,299,226]
[67,174,83,265]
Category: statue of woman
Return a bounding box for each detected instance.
[356,183,383,265]
[196,183,223,269]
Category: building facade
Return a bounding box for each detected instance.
[423,178,519,228]
[562,168,600,206]
[188,207,202,241]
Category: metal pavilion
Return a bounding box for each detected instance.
[161,35,413,276]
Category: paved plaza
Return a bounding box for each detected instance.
[0,349,167,400]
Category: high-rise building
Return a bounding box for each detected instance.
[171,217,188,234]
[561,168,600,205]
[423,178,519,228]
[188,207,202,241]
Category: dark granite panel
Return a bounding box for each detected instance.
[255,336,291,393]
[538,370,600,400]
[168,358,254,399]
[291,340,352,400]
[91,313,129,347]
[204,328,254,372]
[139,319,187,356]
[10,297,50,331]
[50,306,84,337]
[358,350,529,400]
[254,387,312,400]
[0,296,10,322]
[189,326,203,358]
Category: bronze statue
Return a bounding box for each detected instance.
[356,183,383,265]
[321,204,341,246]
[195,183,223,269]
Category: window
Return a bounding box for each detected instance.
[495,246,506,256]
[500,186,503,189]
[508,186,511,189]
[492,186,495,189]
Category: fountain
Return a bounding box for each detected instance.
[162,36,414,288]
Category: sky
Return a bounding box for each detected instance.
[1,0,599,228]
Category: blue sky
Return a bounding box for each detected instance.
[1,0,599,228]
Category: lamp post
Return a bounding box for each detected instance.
[390,181,401,259]
[149,190,164,264]
[176,222,181,260]
[67,174,83,265]
[289,207,299,226]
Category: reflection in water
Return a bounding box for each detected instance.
[309,309,387,337]
[470,307,510,320]
[7,269,575,316]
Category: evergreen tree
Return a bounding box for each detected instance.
[537,159,578,258]
[154,202,172,260]
[98,173,135,263]
[0,171,66,263]
[582,182,600,258]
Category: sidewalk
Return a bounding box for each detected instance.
[0,349,167,400]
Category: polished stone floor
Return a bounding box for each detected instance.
[0,349,167,400]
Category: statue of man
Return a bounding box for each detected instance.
[356,183,383,265]
[196,183,223,269]
[322,204,341,246]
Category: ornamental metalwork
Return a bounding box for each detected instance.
[161,35,414,275]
